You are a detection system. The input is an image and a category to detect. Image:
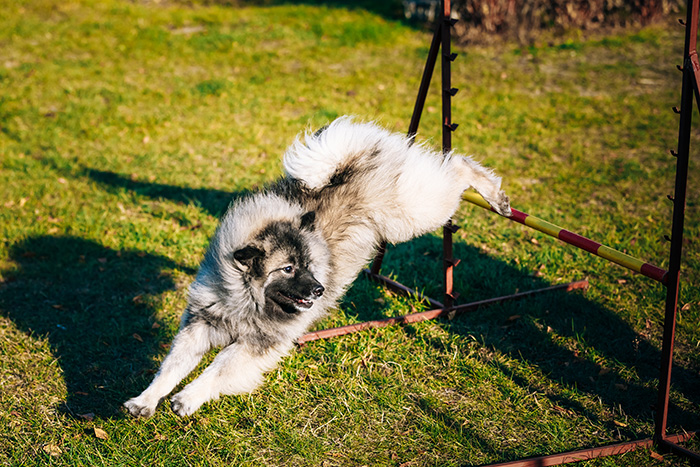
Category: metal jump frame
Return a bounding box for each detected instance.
[299,0,699,464]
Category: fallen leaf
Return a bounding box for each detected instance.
[530,238,540,245]
[78,413,95,421]
[93,427,108,440]
[598,368,611,376]
[613,420,628,427]
[151,322,161,329]
[681,302,692,311]
[75,391,89,396]
[132,333,143,343]
[507,314,521,322]
[43,444,62,456]
[57,177,67,184]
[649,450,665,462]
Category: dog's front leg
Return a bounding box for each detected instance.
[170,341,288,417]
[124,321,212,418]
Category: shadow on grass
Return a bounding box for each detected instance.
[0,235,195,418]
[39,156,248,218]
[84,168,243,218]
[375,236,700,444]
[7,169,699,459]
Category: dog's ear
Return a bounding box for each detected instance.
[300,211,316,231]
[232,245,264,270]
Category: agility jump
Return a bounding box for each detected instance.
[301,0,699,464]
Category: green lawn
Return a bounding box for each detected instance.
[1,0,698,465]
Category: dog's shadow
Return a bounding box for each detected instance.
[0,235,194,418]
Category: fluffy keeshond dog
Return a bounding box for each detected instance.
[124,117,511,417]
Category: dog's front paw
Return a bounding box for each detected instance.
[124,397,157,418]
[171,391,205,417]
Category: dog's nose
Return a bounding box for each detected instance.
[312,285,324,297]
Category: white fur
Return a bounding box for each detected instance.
[124,117,510,418]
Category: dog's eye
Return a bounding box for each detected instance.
[282,266,294,274]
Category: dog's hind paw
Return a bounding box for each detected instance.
[124,398,157,418]
[488,190,512,217]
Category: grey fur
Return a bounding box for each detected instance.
[124,117,511,417]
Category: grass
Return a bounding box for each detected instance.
[0,0,699,465]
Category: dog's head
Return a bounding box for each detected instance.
[232,214,326,317]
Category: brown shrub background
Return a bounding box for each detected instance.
[450,0,684,43]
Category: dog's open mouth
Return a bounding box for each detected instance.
[277,292,314,309]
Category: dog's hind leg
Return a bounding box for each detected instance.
[170,341,288,417]
[124,322,212,418]
[454,155,511,217]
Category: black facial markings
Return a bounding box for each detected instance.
[256,221,311,271]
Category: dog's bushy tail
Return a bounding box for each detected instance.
[283,116,405,190]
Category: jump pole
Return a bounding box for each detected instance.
[463,192,669,284]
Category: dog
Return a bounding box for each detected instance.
[124,117,511,417]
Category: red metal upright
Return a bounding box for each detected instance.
[440,0,459,309]
[654,0,700,462]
